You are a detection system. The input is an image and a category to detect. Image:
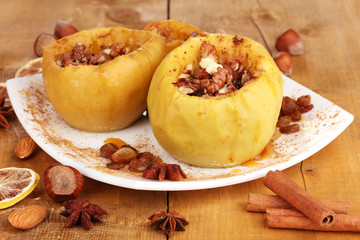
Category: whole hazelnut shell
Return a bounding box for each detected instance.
[275,29,304,56]
[43,164,83,203]
[34,33,56,57]
[54,20,78,39]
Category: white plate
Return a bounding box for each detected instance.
[6,74,353,191]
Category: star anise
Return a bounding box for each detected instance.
[148,211,189,237]
[142,163,187,181]
[0,96,14,128]
[60,200,107,230]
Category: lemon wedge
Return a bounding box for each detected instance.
[0,167,40,209]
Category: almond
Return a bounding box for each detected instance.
[15,137,37,159]
[8,205,47,230]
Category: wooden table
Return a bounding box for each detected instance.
[1,0,359,239]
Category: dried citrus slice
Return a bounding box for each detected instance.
[0,167,40,209]
[15,57,43,78]
[104,138,127,148]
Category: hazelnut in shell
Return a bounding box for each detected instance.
[43,165,83,203]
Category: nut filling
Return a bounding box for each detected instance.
[173,41,253,97]
[56,42,130,67]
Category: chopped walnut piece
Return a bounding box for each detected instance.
[57,42,128,67]
[200,41,219,61]
[108,42,126,58]
[173,41,252,97]
[72,43,91,64]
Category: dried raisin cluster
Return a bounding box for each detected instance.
[277,95,314,134]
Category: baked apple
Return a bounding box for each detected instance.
[43,27,166,132]
[147,34,283,167]
[144,20,205,54]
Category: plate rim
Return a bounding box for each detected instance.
[6,74,354,191]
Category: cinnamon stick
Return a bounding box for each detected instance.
[263,170,335,226]
[247,193,349,214]
[266,208,360,232]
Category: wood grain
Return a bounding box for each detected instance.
[0,1,168,239]
[1,0,360,239]
[169,0,360,239]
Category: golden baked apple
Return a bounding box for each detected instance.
[144,20,205,54]
[42,27,166,132]
[147,34,283,167]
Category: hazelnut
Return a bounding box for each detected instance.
[54,20,78,39]
[273,52,292,76]
[111,145,138,164]
[43,165,83,203]
[275,29,304,56]
[33,33,56,57]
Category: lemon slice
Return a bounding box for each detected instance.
[0,167,40,209]
[15,57,43,78]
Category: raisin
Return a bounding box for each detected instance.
[129,158,153,173]
[282,96,297,115]
[290,108,302,121]
[280,124,300,134]
[136,152,155,160]
[296,95,311,107]
[106,162,126,170]
[100,143,119,159]
[299,104,314,113]
[276,116,292,128]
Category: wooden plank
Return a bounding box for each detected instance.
[256,1,360,239]
[0,0,168,74]
[168,0,306,239]
[0,0,168,239]
[169,0,360,239]
[1,0,360,239]
[170,0,268,45]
